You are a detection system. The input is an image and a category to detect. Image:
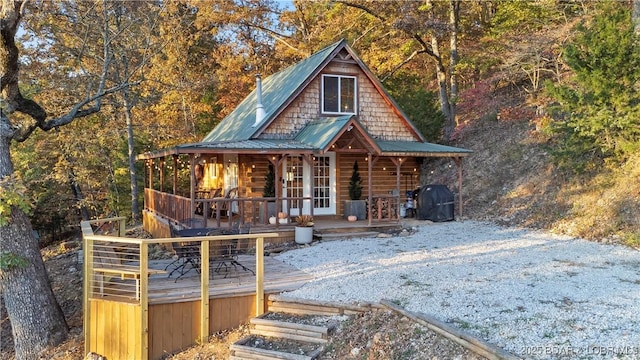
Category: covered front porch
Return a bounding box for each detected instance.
[137,117,470,236]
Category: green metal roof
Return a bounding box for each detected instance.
[202,40,345,143]
[376,140,472,156]
[294,116,353,149]
[177,139,317,151]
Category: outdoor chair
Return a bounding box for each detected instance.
[209,222,254,279]
[210,187,238,219]
[165,223,201,281]
[195,188,222,216]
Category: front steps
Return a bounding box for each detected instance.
[229,296,377,360]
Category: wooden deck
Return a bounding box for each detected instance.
[142,255,311,304]
[82,217,317,360]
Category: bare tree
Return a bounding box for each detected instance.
[338,0,461,143]
[1,1,129,358]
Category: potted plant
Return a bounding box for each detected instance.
[344,161,366,220]
[261,164,277,223]
[294,215,314,244]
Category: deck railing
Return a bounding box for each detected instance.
[144,188,317,227]
[81,216,278,360]
[144,188,401,226]
[144,189,191,223]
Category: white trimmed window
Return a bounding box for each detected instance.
[321,74,357,114]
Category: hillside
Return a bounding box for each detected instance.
[437,84,640,247]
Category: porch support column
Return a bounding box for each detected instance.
[302,154,314,217]
[270,155,286,228]
[189,155,197,219]
[390,157,405,221]
[148,159,154,190]
[453,157,463,218]
[172,155,178,195]
[367,153,373,226]
[159,157,165,193]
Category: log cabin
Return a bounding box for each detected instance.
[137,39,471,238]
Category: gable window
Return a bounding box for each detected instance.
[322,74,356,114]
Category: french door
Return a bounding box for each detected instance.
[282,153,336,216]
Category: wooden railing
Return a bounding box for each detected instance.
[144,188,316,227]
[145,188,401,226]
[368,194,401,221]
[81,216,278,360]
[144,189,191,223]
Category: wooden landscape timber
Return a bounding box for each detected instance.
[381,299,520,360]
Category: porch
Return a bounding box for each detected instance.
[82,217,311,360]
[143,187,405,239]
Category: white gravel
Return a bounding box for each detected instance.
[275,220,640,360]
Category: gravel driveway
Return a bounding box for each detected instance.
[275,220,640,360]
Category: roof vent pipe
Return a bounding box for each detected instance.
[253,74,266,127]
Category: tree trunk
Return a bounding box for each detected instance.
[123,91,140,223]
[0,134,69,359]
[431,34,454,142]
[444,0,460,142]
[69,168,91,221]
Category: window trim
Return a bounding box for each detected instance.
[321,74,357,115]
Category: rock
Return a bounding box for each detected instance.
[85,352,106,360]
[350,347,361,356]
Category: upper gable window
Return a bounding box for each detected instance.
[322,75,357,114]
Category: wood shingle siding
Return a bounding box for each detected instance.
[262,60,417,142]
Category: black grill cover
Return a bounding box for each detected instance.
[417,185,454,222]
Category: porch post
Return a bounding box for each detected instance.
[172,154,178,195]
[302,154,314,217]
[453,157,463,218]
[367,153,373,226]
[392,157,403,221]
[148,159,154,190]
[190,155,196,219]
[159,157,165,193]
[272,155,286,228]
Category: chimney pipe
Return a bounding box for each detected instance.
[253,74,266,127]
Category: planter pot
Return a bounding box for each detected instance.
[344,199,366,220]
[294,226,314,244]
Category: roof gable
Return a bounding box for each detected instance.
[202,40,345,143]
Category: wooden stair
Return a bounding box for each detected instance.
[313,221,400,241]
[229,295,376,360]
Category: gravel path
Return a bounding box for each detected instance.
[275,221,640,360]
